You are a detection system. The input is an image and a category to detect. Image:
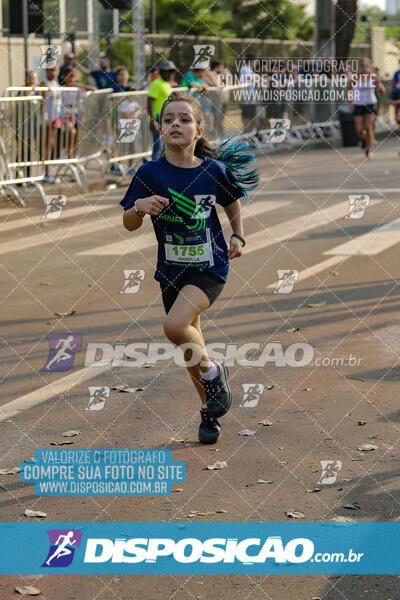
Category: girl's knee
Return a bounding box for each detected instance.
[163,317,184,341]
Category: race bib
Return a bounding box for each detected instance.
[164,229,214,267]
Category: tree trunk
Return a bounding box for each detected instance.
[335,0,357,60]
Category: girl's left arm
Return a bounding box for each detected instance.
[224,199,244,259]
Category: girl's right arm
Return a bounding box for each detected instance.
[123,195,169,231]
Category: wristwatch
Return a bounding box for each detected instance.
[231,233,246,247]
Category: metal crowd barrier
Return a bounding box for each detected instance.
[4,86,110,187]
[0,95,46,207]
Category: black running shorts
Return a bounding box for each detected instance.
[160,270,225,314]
[353,104,378,116]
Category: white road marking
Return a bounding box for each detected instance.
[267,256,346,289]
[0,203,117,233]
[78,200,291,256]
[0,214,128,256]
[244,200,358,254]
[325,218,400,256]
[0,364,112,423]
[258,189,398,195]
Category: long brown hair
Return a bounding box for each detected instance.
[159,91,217,158]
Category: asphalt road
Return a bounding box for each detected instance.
[1,138,400,599]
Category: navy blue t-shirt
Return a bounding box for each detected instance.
[391,88,400,101]
[90,69,116,89]
[120,155,243,288]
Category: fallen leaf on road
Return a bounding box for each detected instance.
[238,429,256,436]
[303,388,314,391]
[15,586,41,596]
[348,376,365,382]
[287,327,299,332]
[62,430,80,437]
[285,509,304,519]
[357,444,378,452]
[50,441,74,446]
[188,509,227,517]
[208,448,220,452]
[357,421,366,426]
[205,461,227,471]
[139,364,153,368]
[343,502,360,510]
[0,466,20,475]
[258,420,273,426]
[306,301,326,308]
[173,488,184,493]
[54,310,76,317]
[267,385,274,390]
[169,438,189,443]
[306,488,321,493]
[245,479,274,487]
[112,385,144,392]
[25,509,47,518]
[331,516,355,522]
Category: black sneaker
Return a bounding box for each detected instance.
[198,408,221,444]
[201,360,232,418]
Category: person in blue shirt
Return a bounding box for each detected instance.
[77,56,116,90]
[120,90,258,444]
[393,60,400,89]
[390,80,400,124]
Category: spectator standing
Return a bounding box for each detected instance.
[112,66,134,93]
[202,60,227,136]
[181,68,213,134]
[112,66,143,175]
[40,66,62,183]
[239,55,258,133]
[147,60,176,160]
[137,67,159,91]
[77,56,116,90]
[58,52,76,85]
[62,66,95,158]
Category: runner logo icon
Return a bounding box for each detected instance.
[345,194,370,219]
[41,334,82,372]
[239,383,264,408]
[274,270,299,294]
[191,45,215,69]
[120,269,145,294]
[42,529,82,568]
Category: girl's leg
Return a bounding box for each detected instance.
[163,285,212,403]
[364,113,375,152]
[354,115,366,144]
[187,313,207,404]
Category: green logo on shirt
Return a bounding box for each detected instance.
[167,188,206,231]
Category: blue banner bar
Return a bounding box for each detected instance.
[0,522,398,574]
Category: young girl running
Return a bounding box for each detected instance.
[120,91,258,444]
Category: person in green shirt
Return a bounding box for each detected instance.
[147,60,176,159]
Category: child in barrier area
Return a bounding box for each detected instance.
[120,91,258,444]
